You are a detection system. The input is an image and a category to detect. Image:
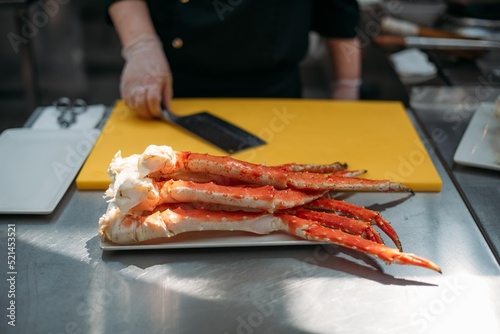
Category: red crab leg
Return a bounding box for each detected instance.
[276,162,347,173]
[278,214,441,273]
[160,180,327,212]
[306,198,402,251]
[100,206,441,272]
[112,172,328,213]
[292,208,384,244]
[285,174,411,192]
[154,169,367,187]
[99,205,275,245]
[139,149,411,192]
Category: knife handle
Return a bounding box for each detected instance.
[381,16,467,39]
[373,35,406,47]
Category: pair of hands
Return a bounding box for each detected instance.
[120,35,360,118]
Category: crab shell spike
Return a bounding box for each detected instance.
[279,214,441,273]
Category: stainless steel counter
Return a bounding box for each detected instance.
[1,104,500,334]
[410,86,500,263]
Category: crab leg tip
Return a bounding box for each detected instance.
[428,259,442,273]
[396,253,442,273]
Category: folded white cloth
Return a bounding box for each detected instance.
[390,48,437,77]
[31,104,106,130]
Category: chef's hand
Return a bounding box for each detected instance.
[327,38,361,101]
[331,79,360,100]
[121,34,172,119]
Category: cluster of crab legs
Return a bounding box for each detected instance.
[99,145,441,273]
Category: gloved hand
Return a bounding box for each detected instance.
[331,79,360,100]
[120,35,172,118]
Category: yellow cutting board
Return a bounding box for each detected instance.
[76,99,442,191]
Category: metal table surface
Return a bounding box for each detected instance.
[410,86,500,263]
[1,107,500,334]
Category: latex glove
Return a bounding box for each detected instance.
[331,79,361,100]
[121,35,172,118]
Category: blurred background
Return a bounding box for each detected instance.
[1,0,500,133]
[0,0,122,131]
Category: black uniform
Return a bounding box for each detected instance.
[104,0,359,98]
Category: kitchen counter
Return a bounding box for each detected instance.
[360,4,500,263]
[1,109,500,334]
[410,86,500,263]
[1,39,500,334]
[390,47,500,263]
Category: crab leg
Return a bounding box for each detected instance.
[161,163,344,185]
[112,176,326,213]
[163,203,386,244]
[276,162,347,173]
[152,164,362,185]
[151,169,367,186]
[99,205,441,273]
[291,208,384,245]
[99,204,277,245]
[157,180,326,212]
[306,198,402,251]
[277,214,441,273]
[137,145,411,192]
[285,174,411,192]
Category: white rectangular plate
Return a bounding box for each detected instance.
[0,128,100,214]
[454,102,500,171]
[100,232,321,250]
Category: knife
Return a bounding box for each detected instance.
[160,108,266,154]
